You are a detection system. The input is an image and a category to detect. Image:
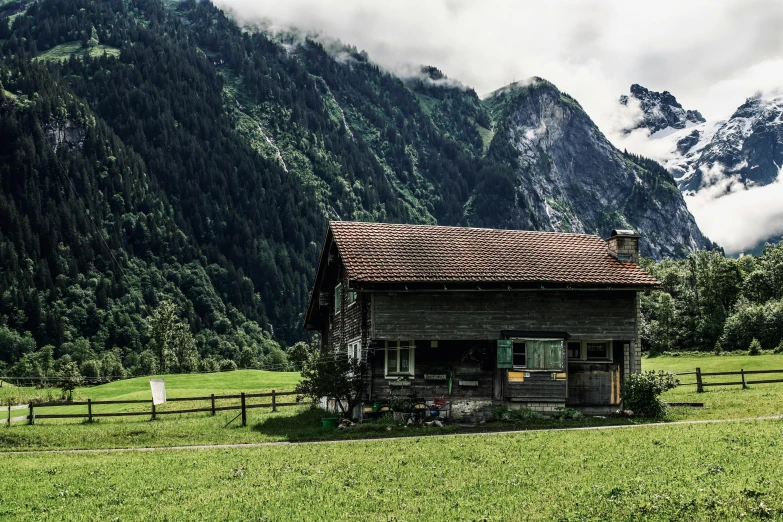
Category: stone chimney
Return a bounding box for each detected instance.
[607,229,640,263]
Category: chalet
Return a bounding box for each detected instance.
[304,222,659,420]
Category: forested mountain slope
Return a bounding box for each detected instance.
[0,0,711,375]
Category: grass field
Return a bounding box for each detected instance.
[2,420,782,520]
[32,41,120,62]
[643,354,783,421]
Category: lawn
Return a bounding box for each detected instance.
[2,419,782,520]
[643,354,783,421]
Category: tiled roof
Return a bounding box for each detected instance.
[329,221,659,286]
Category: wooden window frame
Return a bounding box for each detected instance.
[510,338,564,371]
[346,289,357,308]
[567,340,613,362]
[384,340,415,377]
[334,283,342,314]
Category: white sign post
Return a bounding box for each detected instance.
[150,379,167,405]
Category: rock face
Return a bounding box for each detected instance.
[620,84,705,135]
[672,95,783,192]
[481,79,711,259]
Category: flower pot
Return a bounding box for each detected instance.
[321,417,339,429]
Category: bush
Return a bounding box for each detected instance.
[509,407,545,421]
[219,359,238,372]
[775,339,783,354]
[491,405,510,420]
[200,357,219,373]
[551,407,583,421]
[621,371,679,419]
[81,359,102,380]
[749,338,762,356]
[713,341,723,355]
[295,350,364,417]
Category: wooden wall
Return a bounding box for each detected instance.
[371,290,638,341]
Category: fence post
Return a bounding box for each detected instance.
[151,401,156,421]
[7,403,10,427]
[241,392,247,427]
[696,367,703,393]
[741,369,748,389]
[211,394,216,416]
[29,403,34,425]
[88,398,93,423]
[272,389,277,412]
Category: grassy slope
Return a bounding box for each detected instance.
[644,354,783,421]
[33,41,120,62]
[2,420,782,520]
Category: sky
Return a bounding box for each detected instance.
[216,0,783,253]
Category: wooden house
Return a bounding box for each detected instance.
[304,222,659,420]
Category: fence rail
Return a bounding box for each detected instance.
[675,368,783,392]
[4,390,306,427]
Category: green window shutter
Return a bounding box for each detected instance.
[497,340,512,369]
[526,340,563,370]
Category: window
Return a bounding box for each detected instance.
[512,341,526,368]
[385,340,414,375]
[568,341,613,362]
[586,342,610,361]
[511,339,563,370]
[347,290,357,307]
[347,339,362,362]
[334,283,342,313]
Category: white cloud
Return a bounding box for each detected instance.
[214,0,783,251]
[215,0,783,131]
[686,171,783,254]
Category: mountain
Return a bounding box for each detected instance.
[620,85,783,194]
[0,0,709,372]
[671,95,783,193]
[477,79,710,258]
[620,83,705,135]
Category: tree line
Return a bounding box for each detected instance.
[640,241,783,354]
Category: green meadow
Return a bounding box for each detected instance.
[643,353,783,420]
[2,420,783,521]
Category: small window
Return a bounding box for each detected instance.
[586,342,610,361]
[512,341,526,368]
[347,290,357,307]
[347,339,362,363]
[567,342,581,360]
[334,283,342,313]
[385,340,414,375]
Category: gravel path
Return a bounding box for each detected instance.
[2,414,781,455]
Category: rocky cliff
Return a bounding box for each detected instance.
[620,83,705,135]
[479,79,712,258]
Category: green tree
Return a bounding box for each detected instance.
[57,361,82,401]
[295,350,364,417]
[148,301,197,374]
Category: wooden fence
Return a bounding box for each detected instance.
[4,390,305,427]
[676,368,783,393]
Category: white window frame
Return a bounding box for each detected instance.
[567,340,613,362]
[347,338,362,363]
[384,340,415,377]
[347,289,357,307]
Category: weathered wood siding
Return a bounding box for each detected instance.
[371,291,638,340]
[366,340,494,400]
[327,272,363,348]
[566,363,621,406]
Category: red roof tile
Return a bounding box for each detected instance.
[329,221,659,286]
